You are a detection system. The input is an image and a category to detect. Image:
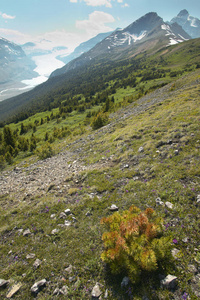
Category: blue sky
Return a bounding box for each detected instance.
[0,0,200,52]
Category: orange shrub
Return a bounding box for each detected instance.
[100,205,171,283]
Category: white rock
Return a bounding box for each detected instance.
[31,279,46,293]
[123,164,129,168]
[0,279,9,287]
[53,285,68,296]
[26,253,35,259]
[174,150,179,155]
[60,285,68,295]
[64,209,71,215]
[161,275,177,289]
[64,220,71,227]
[104,289,108,298]
[165,201,173,209]
[6,283,22,298]
[91,283,102,298]
[64,264,73,274]
[59,212,67,219]
[33,259,42,269]
[182,237,189,243]
[23,229,31,236]
[51,229,59,235]
[109,204,119,211]
[138,146,144,153]
[53,288,60,296]
[156,197,164,206]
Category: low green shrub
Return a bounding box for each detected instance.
[36,142,54,160]
[91,112,109,130]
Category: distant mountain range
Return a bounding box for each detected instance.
[56,31,113,65]
[53,9,200,77]
[50,12,191,78]
[170,9,200,38]
[0,37,36,84]
[0,9,200,103]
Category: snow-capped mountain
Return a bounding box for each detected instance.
[0,37,37,84]
[98,12,190,50]
[0,37,38,100]
[170,10,200,38]
[51,12,191,78]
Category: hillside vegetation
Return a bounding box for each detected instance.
[0,38,200,125]
[0,62,200,299]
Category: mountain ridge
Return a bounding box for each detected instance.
[0,36,199,125]
[170,9,200,38]
[0,10,199,123]
[0,9,199,103]
[0,37,37,84]
[55,31,114,66]
[50,12,191,78]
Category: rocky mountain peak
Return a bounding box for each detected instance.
[170,9,200,39]
[177,9,189,18]
[125,12,163,35]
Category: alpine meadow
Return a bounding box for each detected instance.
[0,9,200,300]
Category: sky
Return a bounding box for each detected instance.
[0,0,200,84]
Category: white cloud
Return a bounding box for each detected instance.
[0,28,30,44]
[0,12,16,20]
[84,0,112,7]
[0,28,84,53]
[70,0,128,8]
[76,10,115,36]
[35,30,83,53]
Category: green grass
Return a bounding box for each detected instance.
[0,70,200,299]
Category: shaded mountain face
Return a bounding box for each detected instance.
[0,37,37,84]
[56,31,113,65]
[170,9,200,38]
[50,12,190,78]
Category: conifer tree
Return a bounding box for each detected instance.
[101,205,171,283]
[3,126,15,148]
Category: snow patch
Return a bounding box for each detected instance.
[191,19,198,28]
[187,15,198,27]
[161,24,171,31]
[178,34,188,41]
[111,31,146,47]
[168,38,178,45]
